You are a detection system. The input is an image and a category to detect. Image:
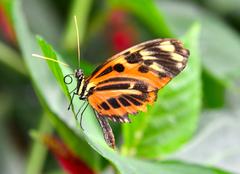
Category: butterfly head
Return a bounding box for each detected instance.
[75,69,84,80]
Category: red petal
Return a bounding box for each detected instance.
[43,135,95,174]
[107,9,139,52]
[0,5,16,44]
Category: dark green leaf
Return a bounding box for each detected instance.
[202,69,225,108]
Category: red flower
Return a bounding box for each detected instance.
[0,5,16,44]
[43,135,95,174]
[107,9,139,52]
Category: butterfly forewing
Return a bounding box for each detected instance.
[85,39,189,122]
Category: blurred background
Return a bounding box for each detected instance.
[0,0,240,174]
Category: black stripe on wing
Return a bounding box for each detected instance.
[123,39,189,78]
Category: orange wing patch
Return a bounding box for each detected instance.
[85,39,189,122]
[88,81,160,122]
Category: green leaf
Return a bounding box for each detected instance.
[108,0,173,37]
[158,1,240,85]
[122,23,202,158]
[202,69,225,108]
[12,0,100,171]
[37,36,70,100]
[124,160,232,174]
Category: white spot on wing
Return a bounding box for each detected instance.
[160,41,171,45]
[123,117,130,123]
[158,45,175,52]
[140,50,154,56]
[176,63,183,69]
[150,63,165,72]
[171,53,184,62]
[142,56,158,60]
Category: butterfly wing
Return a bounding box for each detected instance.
[85,39,189,122]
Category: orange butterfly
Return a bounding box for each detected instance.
[33,17,189,149]
[68,38,189,148]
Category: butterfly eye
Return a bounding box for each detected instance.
[75,69,83,78]
[64,74,74,85]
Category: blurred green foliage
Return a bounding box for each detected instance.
[0,0,239,173]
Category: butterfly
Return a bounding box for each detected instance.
[33,17,189,149]
[67,38,189,148]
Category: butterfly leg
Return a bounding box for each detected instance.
[94,111,115,149]
[68,91,77,110]
[75,102,89,130]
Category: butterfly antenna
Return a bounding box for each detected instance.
[74,15,81,68]
[32,54,70,67]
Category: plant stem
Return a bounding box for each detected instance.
[26,112,53,174]
[62,0,93,51]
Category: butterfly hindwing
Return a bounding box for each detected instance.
[85,39,189,122]
[87,78,159,122]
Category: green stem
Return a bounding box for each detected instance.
[0,41,28,76]
[26,112,53,174]
[62,0,93,51]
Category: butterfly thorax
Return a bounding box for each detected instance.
[75,69,87,100]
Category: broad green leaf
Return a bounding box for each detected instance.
[12,0,99,171]
[36,37,104,170]
[158,1,240,85]
[122,23,202,158]
[171,108,240,173]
